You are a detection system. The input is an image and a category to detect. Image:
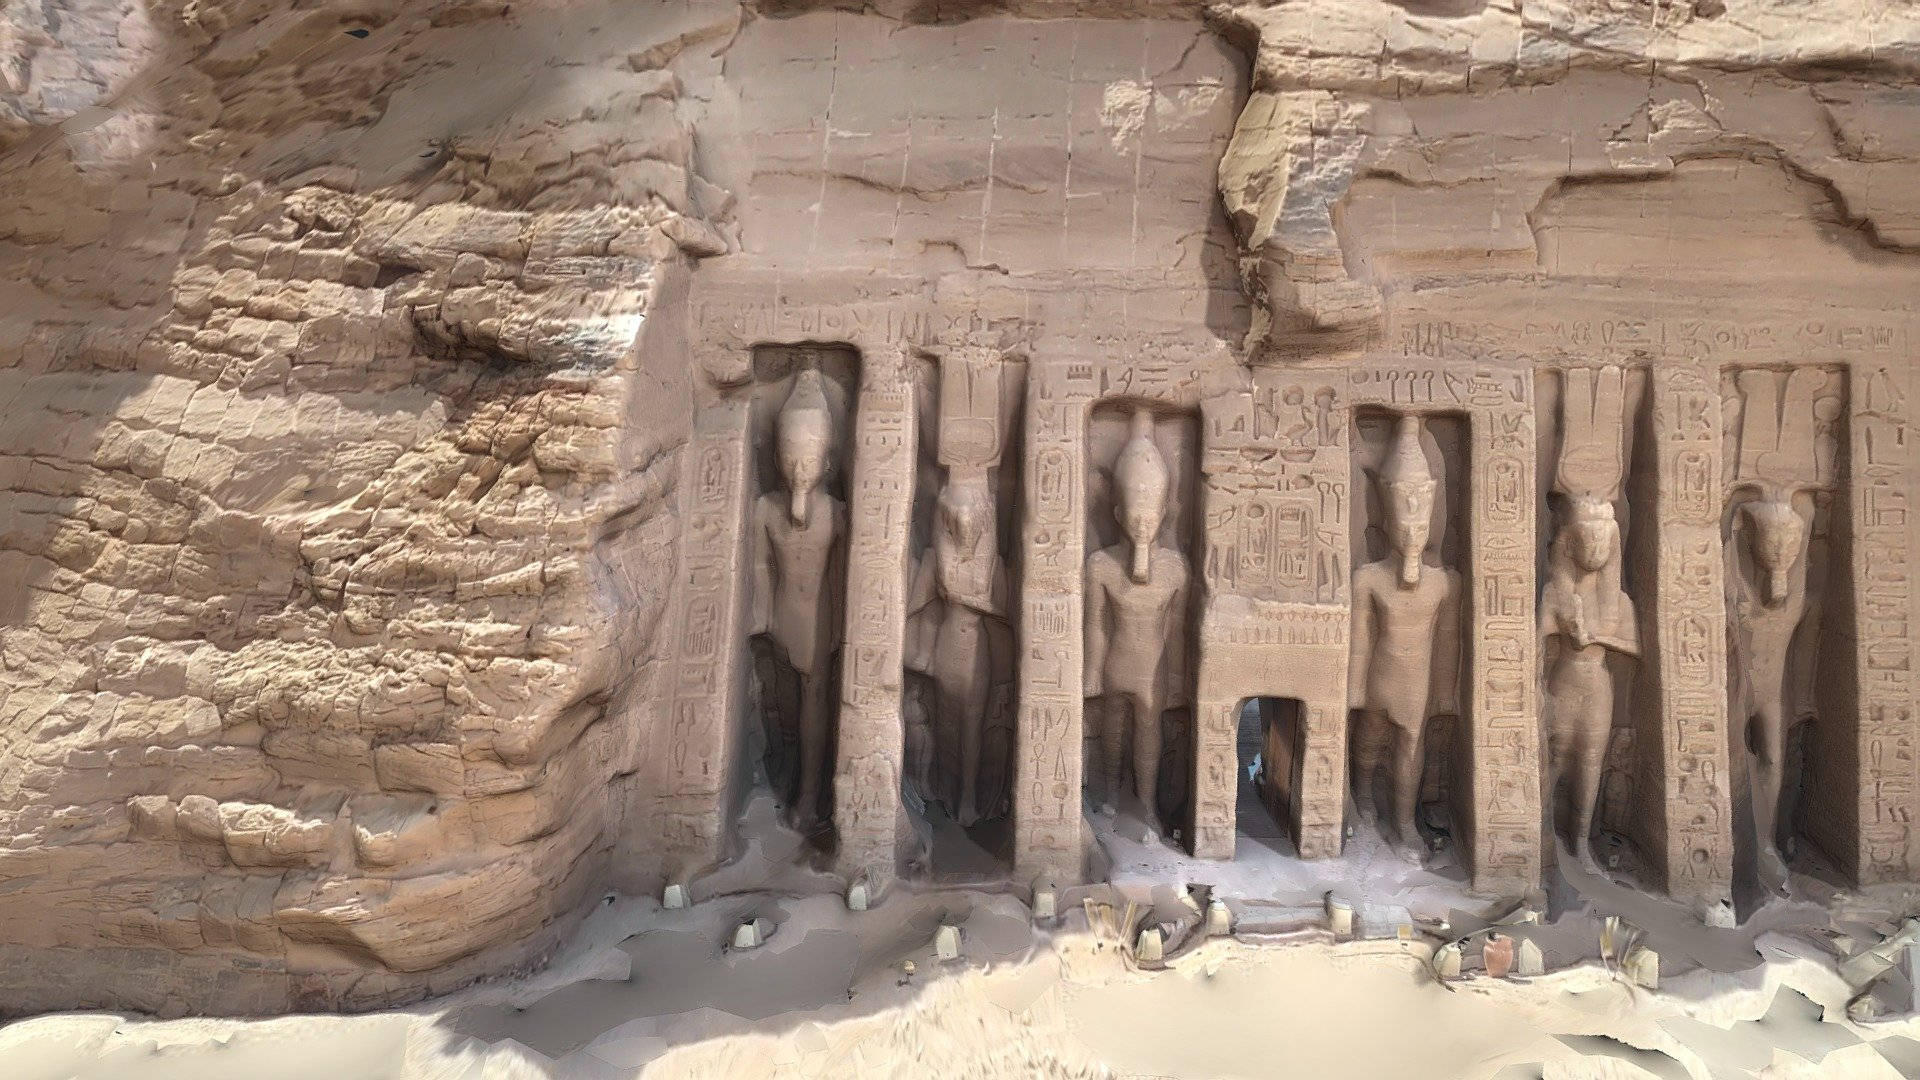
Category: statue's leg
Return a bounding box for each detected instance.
[1099,695,1129,812]
[1751,705,1787,864]
[1388,718,1424,851]
[1132,691,1164,835]
[794,670,833,829]
[1545,708,1571,852]
[1569,713,1611,869]
[955,675,985,828]
[1350,710,1382,826]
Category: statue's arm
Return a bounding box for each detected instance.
[1084,561,1108,697]
[1164,565,1193,709]
[1347,574,1372,710]
[906,550,936,618]
[1608,592,1641,658]
[748,502,772,637]
[1432,571,1464,717]
[903,554,937,674]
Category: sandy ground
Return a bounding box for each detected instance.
[8,797,1920,1079]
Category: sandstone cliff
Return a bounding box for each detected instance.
[2,0,1917,1016]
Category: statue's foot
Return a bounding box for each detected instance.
[957,798,980,828]
[1758,844,1791,893]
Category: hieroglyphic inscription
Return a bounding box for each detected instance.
[1350,362,1541,892]
[1854,362,1919,884]
[1651,366,1733,904]
[656,400,753,879]
[1014,362,1093,882]
[1397,316,1904,365]
[1190,697,1243,859]
[834,350,916,885]
[1203,373,1350,606]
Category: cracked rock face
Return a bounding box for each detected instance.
[1,0,1918,1016]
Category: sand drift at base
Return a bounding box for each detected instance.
[2,892,1917,1080]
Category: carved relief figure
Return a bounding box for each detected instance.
[1541,366,1640,870]
[750,366,848,829]
[1348,414,1462,858]
[1085,407,1191,839]
[906,469,1013,825]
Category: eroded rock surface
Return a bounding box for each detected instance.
[2,0,1917,1017]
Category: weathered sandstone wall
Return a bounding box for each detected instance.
[2,0,1918,1017]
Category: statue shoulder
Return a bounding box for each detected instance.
[1087,547,1122,578]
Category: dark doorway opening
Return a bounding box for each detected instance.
[1236,697,1304,855]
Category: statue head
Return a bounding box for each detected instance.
[1566,496,1619,574]
[937,471,993,550]
[1378,414,1437,586]
[776,368,833,526]
[1113,407,1170,583]
[1742,498,1806,607]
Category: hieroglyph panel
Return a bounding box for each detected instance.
[1650,366,1734,904]
[1854,361,1920,884]
[835,347,917,886]
[653,400,754,883]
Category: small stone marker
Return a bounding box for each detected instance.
[1434,942,1463,979]
[846,880,869,912]
[1483,933,1514,979]
[1135,927,1164,962]
[1206,899,1232,936]
[1033,889,1057,920]
[935,924,961,961]
[732,917,772,950]
[1705,899,1736,929]
[1623,945,1658,989]
[1517,938,1545,977]
[1327,896,1354,937]
[662,884,687,910]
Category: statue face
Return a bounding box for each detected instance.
[1118,488,1165,550]
[778,430,828,496]
[1570,511,1617,573]
[1744,499,1805,606]
[1385,480,1434,558]
[1751,517,1801,573]
[940,484,991,548]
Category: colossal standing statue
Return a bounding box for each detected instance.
[906,469,1012,826]
[1541,366,1639,870]
[1730,491,1813,878]
[1540,497,1639,868]
[1349,414,1462,857]
[750,367,847,829]
[1085,407,1191,839]
[1724,366,1835,886]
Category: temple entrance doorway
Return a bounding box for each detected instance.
[1236,696,1304,856]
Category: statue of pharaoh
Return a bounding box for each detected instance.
[1348,415,1463,858]
[1084,407,1191,839]
[750,368,847,830]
